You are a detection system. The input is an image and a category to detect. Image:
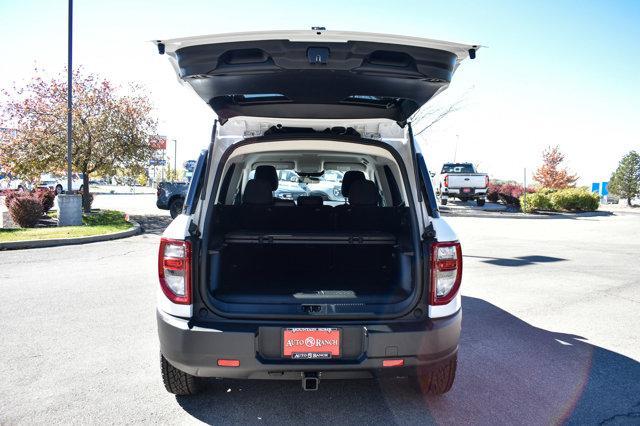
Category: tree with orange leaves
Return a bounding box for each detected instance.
[533,145,578,189]
[1,69,156,212]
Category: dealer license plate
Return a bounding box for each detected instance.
[283,328,341,359]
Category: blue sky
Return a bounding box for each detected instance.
[1,0,639,183]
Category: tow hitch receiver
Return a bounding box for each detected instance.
[302,372,320,391]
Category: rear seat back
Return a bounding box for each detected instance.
[276,204,334,231]
[296,196,323,206]
[335,206,408,233]
[213,204,409,235]
[217,169,407,235]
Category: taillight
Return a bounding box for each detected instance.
[430,241,462,305]
[443,176,449,187]
[484,176,489,188]
[158,238,192,304]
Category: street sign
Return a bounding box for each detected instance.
[150,159,166,166]
[149,135,167,150]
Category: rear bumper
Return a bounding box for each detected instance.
[157,308,461,379]
[442,188,486,197]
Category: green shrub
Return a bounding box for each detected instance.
[521,192,553,213]
[8,195,44,227]
[83,210,128,226]
[536,187,558,196]
[550,188,600,211]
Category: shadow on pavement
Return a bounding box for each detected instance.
[465,254,567,267]
[174,296,640,425]
[131,215,172,235]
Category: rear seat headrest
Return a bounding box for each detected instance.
[341,170,366,197]
[254,165,278,190]
[297,196,323,206]
[242,179,274,205]
[348,179,380,206]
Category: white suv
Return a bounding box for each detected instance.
[39,173,84,194]
[155,29,477,395]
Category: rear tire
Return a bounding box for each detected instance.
[160,354,200,395]
[169,198,184,219]
[440,198,448,206]
[413,354,457,395]
[476,198,485,207]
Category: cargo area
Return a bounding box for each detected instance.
[199,145,423,317]
[207,203,416,312]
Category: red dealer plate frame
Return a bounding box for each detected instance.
[282,328,341,359]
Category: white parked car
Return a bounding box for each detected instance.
[39,173,84,194]
[0,177,31,192]
[154,29,477,396]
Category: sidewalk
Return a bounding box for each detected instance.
[597,203,640,215]
[89,184,156,195]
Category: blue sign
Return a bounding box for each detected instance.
[591,181,609,196]
[149,159,166,166]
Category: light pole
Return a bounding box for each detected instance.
[173,139,177,178]
[58,0,82,226]
[66,0,73,193]
[523,168,527,212]
[453,134,459,162]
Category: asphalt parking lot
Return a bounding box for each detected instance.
[1,196,639,424]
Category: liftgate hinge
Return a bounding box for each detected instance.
[422,223,437,240]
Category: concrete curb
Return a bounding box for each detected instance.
[441,210,615,219]
[0,220,141,251]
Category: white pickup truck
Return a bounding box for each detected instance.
[438,163,488,206]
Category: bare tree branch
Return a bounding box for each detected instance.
[412,86,473,136]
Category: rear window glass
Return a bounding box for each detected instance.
[248,168,349,204]
[441,163,474,173]
[246,165,405,206]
